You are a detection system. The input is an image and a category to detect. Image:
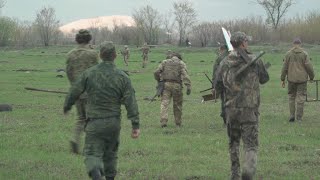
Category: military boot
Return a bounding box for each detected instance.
[289,117,295,122]
[90,169,102,180]
[70,141,79,154]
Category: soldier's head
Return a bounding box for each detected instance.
[230,31,249,49]
[293,38,302,47]
[171,52,182,60]
[75,29,92,44]
[99,41,116,61]
[124,45,128,49]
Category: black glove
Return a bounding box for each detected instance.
[186,87,191,95]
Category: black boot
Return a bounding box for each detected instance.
[289,117,295,122]
[90,169,102,180]
[105,176,115,180]
[70,141,79,154]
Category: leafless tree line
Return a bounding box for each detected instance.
[0,0,319,47]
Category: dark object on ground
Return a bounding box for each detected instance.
[0,104,12,112]
[56,74,64,78]
[70,141,80,154]
[41,51,45,53]
[150,60,156,63]
[289,117,295,122]
[25,87,68,94]
[56,68,65,72]
[15,68,44,72]
[200,60,205,62]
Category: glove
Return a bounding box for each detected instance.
[186,87,191,95]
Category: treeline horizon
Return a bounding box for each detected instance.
[0,10,319,48]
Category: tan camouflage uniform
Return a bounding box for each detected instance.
[281,43,314,122]
[121,46,130,66]
[216,32,269,180]
[66,30,99,153]
[141,44,150,68]
[154,54,191,127]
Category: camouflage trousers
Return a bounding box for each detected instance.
[72,98,87,145]
[226,107,259,180]
[288,82,307,121]
[160,82,183,126]
[84,117,120,178]
[142,54,148,68]
[123,55,129,66]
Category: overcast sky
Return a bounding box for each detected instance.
[2,0,319,24]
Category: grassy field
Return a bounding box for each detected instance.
[0,44,320,180]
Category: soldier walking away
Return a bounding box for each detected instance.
[121,45,130,66]
[154,52,191,128]
[212,44,229,126]
[66,29,99,154]
[141,43,150,68]
[215,32,269,180]
[63,41,140,180]
[281,38,314,123]
[166,50,172,59]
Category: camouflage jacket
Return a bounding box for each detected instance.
[281,47,314,83]
[64,61,140,129]
[216,50,269,109]
[66,44,99,85]
[141,46,150,55]
[121,48,130,57]
[212,51,229,84]
[154,56,191,89]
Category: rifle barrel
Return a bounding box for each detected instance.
[25,87,68,94]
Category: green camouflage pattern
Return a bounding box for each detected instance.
[64,61,140,128]
[66,44,98,146]
[216,50,269,179]
[84,117,120,178]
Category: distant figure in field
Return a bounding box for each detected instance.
[64,41,140,180]
[0,104,12,112]
[154,52,191,128]
[66,29,99,154]
[141,43,150,68]
[212,44,229,126]
[121,45,130,66]
[166,50,172,59]
[281,38,314,122]
[215,32,269,180]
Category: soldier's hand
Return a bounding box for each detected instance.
[281,81,285,88]
[186,87,191,95]
[131,129,140,139]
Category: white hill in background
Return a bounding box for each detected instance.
[59,15,135,34]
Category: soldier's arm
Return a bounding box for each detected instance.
[304,53,315,80]
[122,76,140,129]
[181,62,191,89]
[63,72,87,112]
[212,58,220,82]
[66,58,75,83]
[257,59,269,84]
[280,54,289,81]
[154,62,164,81]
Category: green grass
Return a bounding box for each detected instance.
[1,44,320,179]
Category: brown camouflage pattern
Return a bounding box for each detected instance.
[141,45,150,68]
[288,82,307,121]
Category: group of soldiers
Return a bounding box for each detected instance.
[119,43,150,68]
[63,29,314,180]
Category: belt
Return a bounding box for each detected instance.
[165,79,181,84]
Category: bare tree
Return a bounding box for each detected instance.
[163,10,175,44]
[34,6,60,46]
[0,0,6,16]
[173,0,197,46]
[132,5,162,45]
[88,17,101,45]
[256,0,294,30]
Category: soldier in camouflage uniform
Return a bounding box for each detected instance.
[166,50,172,59]
[141,43,150,68]
[121,45,130,66]
[281,38,314,122]
[64,41,140,180]
[212,44,229,125]
[66,29,99,154]
[154,52,191,127]
[215,32,269,180]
